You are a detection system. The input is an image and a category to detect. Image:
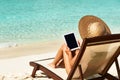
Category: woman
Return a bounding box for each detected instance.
[49,15,111,75]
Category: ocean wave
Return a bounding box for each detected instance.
[0,42,17,48]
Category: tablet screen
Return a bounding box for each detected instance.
[64,33,79,51]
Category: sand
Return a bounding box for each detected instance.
[0,40,63,59]
[0,40,63,80]
[0,40,119,80]
[0,52,57,80]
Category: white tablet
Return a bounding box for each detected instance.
[64,33,79,51]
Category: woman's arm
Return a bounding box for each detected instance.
[63,46,73,74]
[63,51,72,74]
[70,49,80,66]
[63,42,80,74]
[70,40,81,66]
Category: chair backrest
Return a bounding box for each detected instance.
[67,34,120,79]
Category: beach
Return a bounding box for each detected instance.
[0,40,120,80]
[0,40,63,59]
[0,0,120,79]
[0,40,63,80]
[0,52,56,80]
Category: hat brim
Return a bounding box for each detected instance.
[78,15,111,39]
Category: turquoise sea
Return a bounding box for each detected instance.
[0,0,120,47]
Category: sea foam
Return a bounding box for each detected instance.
[0,42,17,48]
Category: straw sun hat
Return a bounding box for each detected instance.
[78,15,111,39]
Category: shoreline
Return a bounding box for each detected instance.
[0,40,63,59]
